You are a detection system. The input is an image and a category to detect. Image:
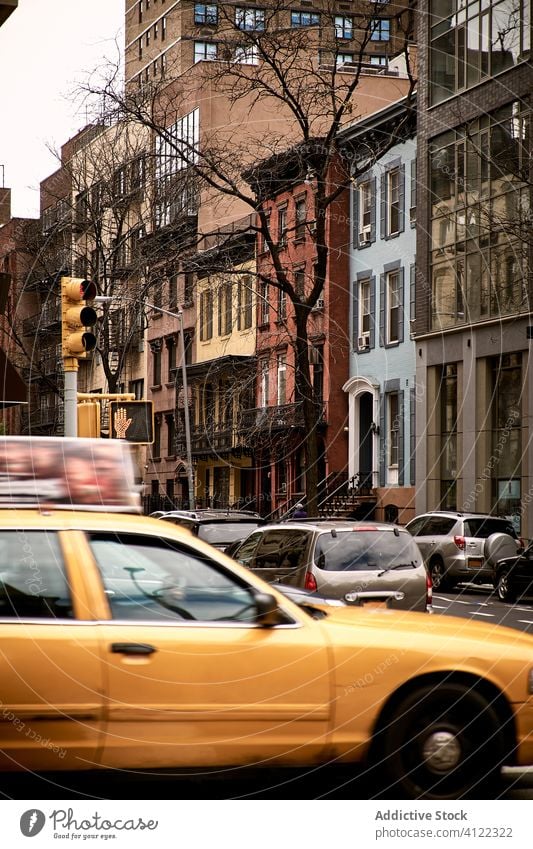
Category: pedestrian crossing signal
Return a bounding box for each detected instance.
[109,400,154,444]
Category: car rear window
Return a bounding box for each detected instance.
[198,522,262,545]
[314,531,421,571]
[463,518,517,539]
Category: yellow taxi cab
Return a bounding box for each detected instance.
[1,437,533,799]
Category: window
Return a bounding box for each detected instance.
[161,15,166,39]
[166,414,176,456]
[359,278,371,339]
[114,165,128,198]
[152,342,162,385]
[370,55,387,66]
[234,45,259,64]
[370,18,391,41]
[295,197,306,240]
[294,267,305,296]
[166,336,176,380]
[194,41,217,62]
[312,346,324,404]
[277,205,288,245]
[430,0,529,105]
[138,38,143,60]
[235,7,265,30]
[291,11,319,27]
[388,393,399,469]
[260,359,269,407]
[129,379,144,400]
[491,353,522,518]
[183,271,194,304]
[130,154,146,190]
[430,103,531,329]
[169,273,178,308]
[154,21,158,39]
[277,286,287,321]
[88,533,256,622]
[440,363,458,510]
[200,289,214,340]
[194,3,218,24]
[218,281,232,335]
[359,180,372,237]
[388,167,401,235]
[153,416,161,458]
[277,353,287,405]
[0,531,72,619]
[238,274,253,330]
[335,16,353,40]
[259,280,270,324]
[336,52,354,65]
[387,270,401,343]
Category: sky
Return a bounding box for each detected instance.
[0,0,124,218]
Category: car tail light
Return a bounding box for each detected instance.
[454,535,465,550]
[304,571,317,592]
[426,572,433,607]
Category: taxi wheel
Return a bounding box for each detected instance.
[496,571,516,604]
[379,683,504,799]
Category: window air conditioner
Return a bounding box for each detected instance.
[311,298,325,311]
[359,226,371,244]
[358,333,370,349]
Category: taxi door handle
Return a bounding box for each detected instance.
[111,643,157,655]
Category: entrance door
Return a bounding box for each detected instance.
[359,392,373,489]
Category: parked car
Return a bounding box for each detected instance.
[152,509,264,551]
[486,535,533,603]
[405,511,521,591]
[230,520,431,612]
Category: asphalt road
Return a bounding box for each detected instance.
[432,583,533,633]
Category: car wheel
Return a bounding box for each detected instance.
[496,571,516,603]
[430,559,452,592]
[377,683,504,799]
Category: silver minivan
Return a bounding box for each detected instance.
[231,520,430,612]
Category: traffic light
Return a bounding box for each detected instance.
[77,401,101,438]
[109,400,154,444]
[61,277,98,358]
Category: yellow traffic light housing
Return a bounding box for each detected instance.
[61,277,98,358]
[77,401,101,438]
[109,400,154,444]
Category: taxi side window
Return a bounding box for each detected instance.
[88,532,257,623]
[0,531,73,619]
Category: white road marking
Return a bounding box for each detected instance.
[431,604,447,609]
[517,620,533,625]
[469,611,495,617]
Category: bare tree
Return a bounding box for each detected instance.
[80,0,416,513]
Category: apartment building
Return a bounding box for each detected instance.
[340,96,417,523]
[415,0,532,534]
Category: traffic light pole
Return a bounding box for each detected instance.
[63,358,79,437]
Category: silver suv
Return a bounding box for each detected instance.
[405,512,520,591]
[231,520,430,612]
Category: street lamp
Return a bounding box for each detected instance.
[95,296,195,510]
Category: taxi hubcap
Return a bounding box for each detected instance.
[422,730,461,772]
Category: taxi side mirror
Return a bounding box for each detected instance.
[254,591,282,627]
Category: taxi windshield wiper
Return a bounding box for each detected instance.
[377,561,417,578]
